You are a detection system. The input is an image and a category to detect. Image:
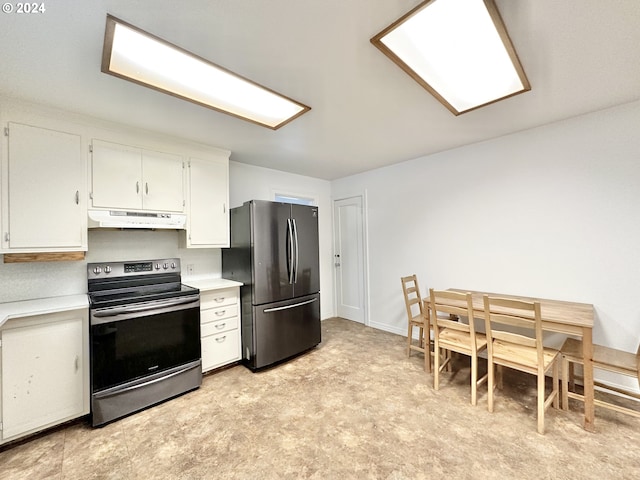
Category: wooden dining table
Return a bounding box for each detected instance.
[425,288,596,432]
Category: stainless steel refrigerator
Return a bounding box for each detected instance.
[222,200,321,370]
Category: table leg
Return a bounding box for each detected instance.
[424,303,432,373]
[582,327,595,432]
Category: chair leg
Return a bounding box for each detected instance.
[537,368,545,435]
[568,362,575,391]
[424,313,432,374]
[487,360,494,413]
[496,365,504,390]
[561,356,569,411]
[433,336,440,390]
[406,324,413,358]
[423,330,430,373]
[471,354,478,406]
[552,358,559,410]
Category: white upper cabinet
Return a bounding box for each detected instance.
[90,139,184,213]
[185,155,229,248]
[91,140,141,209]
[2,122,86,251]
[142,149,185,212]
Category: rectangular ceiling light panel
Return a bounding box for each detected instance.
[371,0,530,115]
[102,15,310,129]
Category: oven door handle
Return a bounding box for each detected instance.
[92,296,200,319]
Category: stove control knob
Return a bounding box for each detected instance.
[93,266,102,275]
[171,262,176,269]
[163,263,169,270]
[104,266,112,274]
[155,263,161,270]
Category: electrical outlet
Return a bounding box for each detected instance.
[186,264,194,275]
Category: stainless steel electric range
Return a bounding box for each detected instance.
[88,258,201,426]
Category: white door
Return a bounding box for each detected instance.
[333,196,366,323]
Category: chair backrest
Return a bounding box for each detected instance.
[401,275,423,322]
[483,295,544,367]
[430,289,478,349]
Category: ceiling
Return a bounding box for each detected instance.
[1,0,639,180]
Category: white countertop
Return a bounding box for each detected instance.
[182,276,243,292]
[0,294,89,329]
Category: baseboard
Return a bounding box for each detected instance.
[368,320,406,336]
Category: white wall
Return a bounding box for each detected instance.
[229,161,334,319]
[332,100,640,390]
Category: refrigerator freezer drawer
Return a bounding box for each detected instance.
[248,293,321,370]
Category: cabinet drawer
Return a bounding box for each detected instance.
[202,329,240,371]
[201,315,238,337]
[200,288,237,308]
[201,304,238,324]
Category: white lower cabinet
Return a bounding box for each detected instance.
[200,287,241,372]
[0,307,89,444]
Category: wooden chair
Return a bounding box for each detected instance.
[561,338,640,418]
[483,295,560,434]
[430,289,488,405]
[401,275,430,372]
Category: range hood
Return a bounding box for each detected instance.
[88,210,186,229]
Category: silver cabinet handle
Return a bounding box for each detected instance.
[136,181,140,194]
[214,297,225,303]
[145,182,149,195]
[215,335,227,343]
[74,355,79,372]
[215,310,226,316]
[215,322,226,330]
[75,190,79,205]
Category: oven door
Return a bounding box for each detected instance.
[90,294,201,393]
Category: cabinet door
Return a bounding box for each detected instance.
[187,157,229,247]
[91,140,142,209]
[141,150,184,212]
[1,316,84,440]
[6,122,84,249]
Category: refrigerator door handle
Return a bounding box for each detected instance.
[292,218,299,283]
[287,218,294,284]
[263,297,318,313]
